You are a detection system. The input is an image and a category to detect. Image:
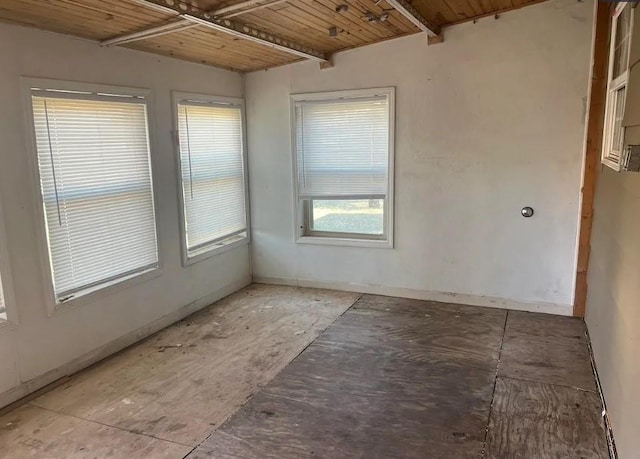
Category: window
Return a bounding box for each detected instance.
[175,93,248,262]
[292,88,395,247]
[602,2,634,170]
[29,84,159,303]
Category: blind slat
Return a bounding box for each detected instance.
[177,103,247,255]
[295,97,390,199]
[32,94,159,299]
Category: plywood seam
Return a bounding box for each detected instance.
[480,310,508,458]
[177,290,364,457]
[27,403,195,448]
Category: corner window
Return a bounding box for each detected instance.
[602,2,634,170]
[175,93,248,262]
[29,83,159,303]
[292,88,395,247]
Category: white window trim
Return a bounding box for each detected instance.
[0,193,18,331]
[21,77,164,316]
[602,2,634,171]
[290,87,395,249]
[172,91,250,266]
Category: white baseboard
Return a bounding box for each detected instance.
[0,275,252,410]
[253,275,574,316]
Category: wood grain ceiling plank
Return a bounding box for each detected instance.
[239,6,357,50]
[304,0,392,41]
[0,6,145,40]
[147,27,294,67]
[174,27,294,65]
[283,1,381,44]
[353,0,419,35]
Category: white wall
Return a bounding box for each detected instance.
[246,0,594,315]
[0,23,250,405]
[585,7,640,455]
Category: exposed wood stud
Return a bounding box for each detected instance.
[384,0,441,38]
[574,0,612,318]
[130,0,328,62]
[427,33,444,45]
[319,54,334,69]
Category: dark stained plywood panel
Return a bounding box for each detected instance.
[499,311,597,391]
[333,294,508,369]
[486,377,608,459]
[192,295,502,458]
[199,391,487,459]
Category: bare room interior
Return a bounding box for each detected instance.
[0,0,637,457]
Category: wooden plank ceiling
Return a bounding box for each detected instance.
[0,0,548,72]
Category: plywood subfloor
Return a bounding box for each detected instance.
[0,285,359,457]
[0,287,607,458]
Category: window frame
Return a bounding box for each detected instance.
[172,91,250,266]
[21,77,163,315]
[602,2,634,171]
[290,87,395,249]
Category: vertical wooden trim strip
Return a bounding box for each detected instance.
[574,0,612,317]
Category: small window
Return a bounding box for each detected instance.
[602,2,634,170]
[29,84,159,303]
[292,88,395,247]
[175,93,248,262]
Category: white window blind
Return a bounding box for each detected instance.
[31,91,158,301]
[295,96,390,199]
[177,100,247,257]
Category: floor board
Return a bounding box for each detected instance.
[2,285,358,449]
[0,287,607,458]
[0,404,191,458]
[499,311,596,391]
[486,377,607,458]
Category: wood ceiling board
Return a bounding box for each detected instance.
[0,0,557,72]
[410,0,547,27]
[239,5,365,51]
[241,0,418,55]
[0,0,295,71]
[0,0,174,40]
[129,26,297,71]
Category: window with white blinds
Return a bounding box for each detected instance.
[602,2,634,170]
[176,95,248,260]
[30,88,159,302]
[292,88,394,245]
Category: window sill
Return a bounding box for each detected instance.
[51,266,162,316]
[296,235,393,249]
[601,157,622,172]
[183,234,249,267]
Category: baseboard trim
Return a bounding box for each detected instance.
[0,275,252,410]
[253,276,573,316]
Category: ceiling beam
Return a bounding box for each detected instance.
[119,0,327,62]
[384,0,441,38]
[102,0,286,47]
